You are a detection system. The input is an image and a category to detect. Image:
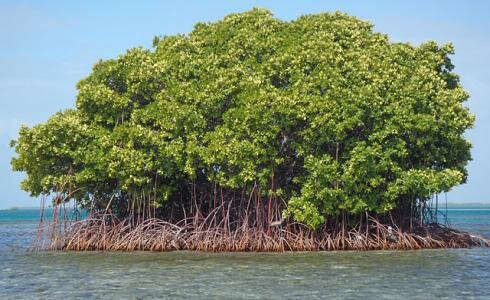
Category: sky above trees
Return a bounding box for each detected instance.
[1,0,489,208]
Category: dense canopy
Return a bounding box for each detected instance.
[11,8,473,228]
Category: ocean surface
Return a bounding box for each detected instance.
[0,207,489,299]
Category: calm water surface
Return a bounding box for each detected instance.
[0,208,489,299]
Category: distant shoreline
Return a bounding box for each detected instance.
[2,202,490,211]
[5,206,41,210]
[445,203,490,208]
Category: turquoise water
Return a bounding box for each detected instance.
[0,208,489,299]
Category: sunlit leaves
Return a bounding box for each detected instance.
[11,8,473,228]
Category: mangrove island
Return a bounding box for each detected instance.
[10,8,488,251]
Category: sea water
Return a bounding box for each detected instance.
[0,207,488,299]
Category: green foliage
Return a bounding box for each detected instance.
[11,8,473,227]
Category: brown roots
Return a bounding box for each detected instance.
[35,213,488,252]
[33,188,489,252]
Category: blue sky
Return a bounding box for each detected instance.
[1,0,489,209]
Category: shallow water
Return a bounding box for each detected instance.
[0,208,489,299]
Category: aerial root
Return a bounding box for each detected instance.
[33,213,488,252]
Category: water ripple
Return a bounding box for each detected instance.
[0,209,489,299]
